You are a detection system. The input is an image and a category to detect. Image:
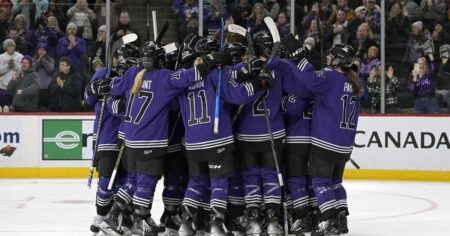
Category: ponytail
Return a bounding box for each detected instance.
[343,67,362,96]
[131,69,147,95]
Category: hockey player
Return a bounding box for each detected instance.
[85,43,139,235]
[101,41,207,236]
[279,43,362,235]
[232,30,290,235]
[280,34,320,235]
[177,40,271,236]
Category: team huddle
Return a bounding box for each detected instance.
[85,18,361,236]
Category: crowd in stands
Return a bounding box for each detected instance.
[0,0,449,113]
[173,0,450,113]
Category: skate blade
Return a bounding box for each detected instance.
[164,228,180,236]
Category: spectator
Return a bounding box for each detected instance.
[402,0,423,22]
[5,27,28,55]
[362,0,381,45]
[111,10,141,46]
[0,8,11,43]
[11,0,36,30]
[361,46,380,78]
[88,24,105,72]
[14,14,28,37]
[318,0,335,21]
[34,0,48,20]
[421,0,447,26]
[351,23,377,60]
[386,1,409,64]
[324,9,350,49]
[26,17,58,57]
[56,22,86,71]
[91,56,103,72]
[204,0,228,37]
[231,0,252,27]
[280,0,304,27]
[172,0,184,16]
[7,55,39,111]
[66,0,96,41]
[404,21,427,65]
[439,57,450,112]
[367,63,400,113]
[431,20,449,61]
[246,3,268,33]
[47,15,65,38]
[328,0,356,25]
[263,0,280,20]
[48,57,82,112]
[45,0,67,30]
[276,11,290,37]
[408,56,440,113]
[179,14,205,41]
[0,0,12,10]
[177,0,199,26]
[0,39,23,112]
[32,42,54,110]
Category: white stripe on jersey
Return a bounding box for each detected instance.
[184,135,234,150]
[236,129,285,142]
[286,136,312,144]
[311,137,353,154]
[124,139,168,148]
[97,143,120,151]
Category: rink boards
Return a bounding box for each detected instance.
[0,113,449,181]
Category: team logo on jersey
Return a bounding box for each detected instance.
[217,147,226,154]
[209,164,222,169]
[42,120,94,160]
[315,70,326,78]
[144,150,153,155]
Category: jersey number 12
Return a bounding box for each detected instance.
[340,94,357,130]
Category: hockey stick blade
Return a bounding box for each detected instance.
[263,17,280,63]
[228,24,255,57]
[156,21,169,43]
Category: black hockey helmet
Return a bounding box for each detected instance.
[253,31,273,56]
[114,43,139,75]
[327,44,356,69]
[195,36,219,55]
[139,41,165,70]
[223,42,247,64]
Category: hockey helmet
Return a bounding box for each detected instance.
[253,31,273,56]
[114,43,139,75]
[326,44,356,69]
[139,41,165,70]
[195,37,219,55]
[223,42,247,64]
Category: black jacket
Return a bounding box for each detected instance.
[48,69,82,112]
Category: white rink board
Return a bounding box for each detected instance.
[0,114,449,171]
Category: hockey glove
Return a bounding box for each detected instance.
[282,34,309,64]
[234,58,265,82]
[195,51,230,77]
[181,33,201,63]
[87,78,112,97]
[253,68,273,91]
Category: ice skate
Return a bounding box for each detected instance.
[164,213,182,236]
[311,217,340,236]
[228,216,248,236]
[121,211,133,236]
[90,215,104,235]
[289,211,312,235]
[244,209,262,236]
[207,216,228,236]
[178,213,196,236]
[337,211,348,234]
[265,210,283,236]
[101,203,125,236]
[131,216,158,236]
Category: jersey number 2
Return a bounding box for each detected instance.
[124,91,154,124]
[340,94,357,130]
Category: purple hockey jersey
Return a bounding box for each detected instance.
[111,66,201,149]
[282,60,361,155]
[179,66,262,152]
[85,68,121,152]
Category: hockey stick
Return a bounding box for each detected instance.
[146,0,150,40]
[315,0,325,67]
[213,17,225,134]
[228,24,255,125]
[87,33,138,188]
[107,144,124,190]
[156,20,169,43]
[263,16,289,236]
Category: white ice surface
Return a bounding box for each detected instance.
[0,179,450,236]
